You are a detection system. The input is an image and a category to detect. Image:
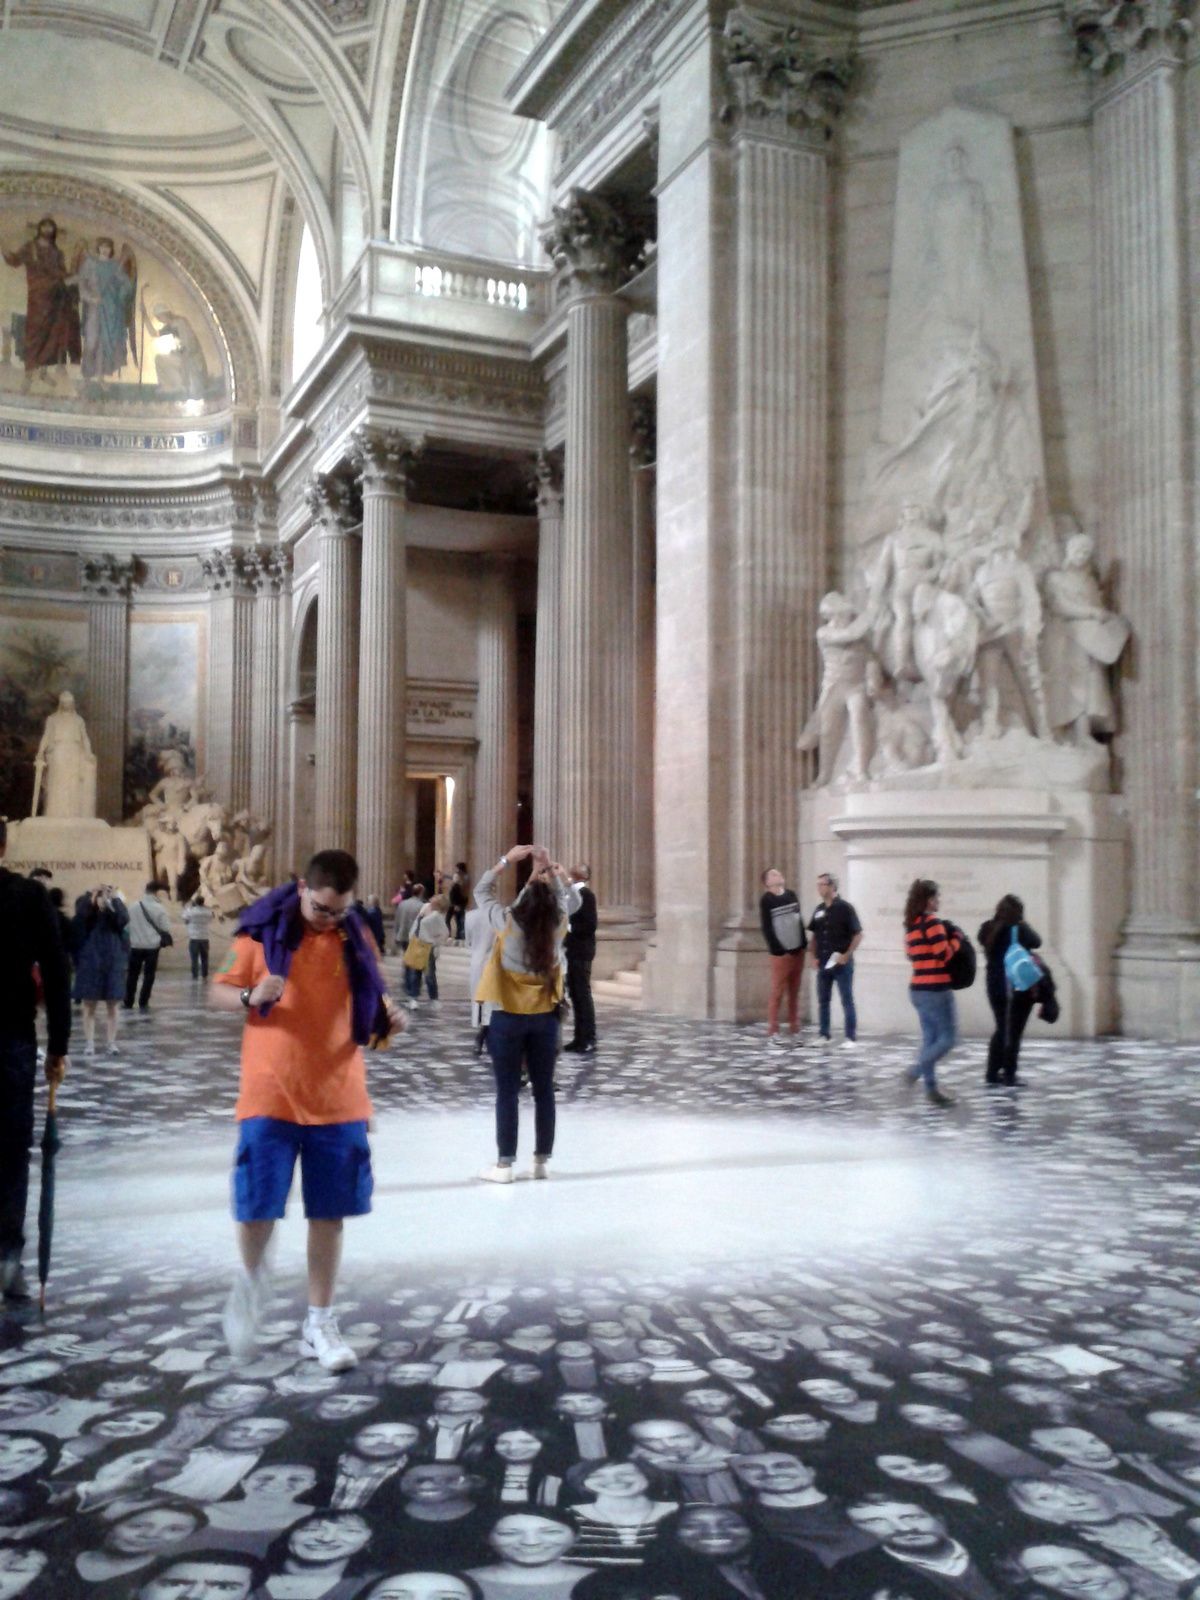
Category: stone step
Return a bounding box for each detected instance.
[593,967,644,1007]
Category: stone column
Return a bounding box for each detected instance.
[247,538,290,854]
[541,189,644,954]
[630,401,657,929]
[475,555,520,870]
[201,545,255,812]
[305,473,361,855]
[1066,0,1200,1035]
[81,554,136,824]
[351,427,422,899]
[532,451,564,852]
[645,6,854,1017]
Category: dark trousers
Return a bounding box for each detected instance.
[986,975,1036,1082]
[567,956,596,1047]
[816,958,857,1040]
[124,947,160,1010]
[0,1037,37,1267]
[189,939,210,979]
[404,953,438,1000]
[488,1010,559,1160]
[449,907,466,940]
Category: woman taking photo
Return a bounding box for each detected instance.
[978,893,1042,1086]
[473,844,579,1184]
[903,878,961,1107]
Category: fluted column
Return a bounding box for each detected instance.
[1066,0,1200,1033]
[247,538,290,857]
[350,428,422,898]
[532,452,564,851]
[475,555,520,870]
[541,189,644,920]
[81,554,135,823]
[201,545,255,812]
[630,402,656,928]
[306,473,361,855]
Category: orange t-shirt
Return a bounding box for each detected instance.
[216,931,373,1125]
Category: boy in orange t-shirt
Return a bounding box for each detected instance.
[212,849,404,1371]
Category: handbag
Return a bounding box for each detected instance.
[942,921,976,991]
[159,929,175,949]
[1003,926,1042,992]
[403,936,432,972]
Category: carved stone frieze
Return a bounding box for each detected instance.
[540,189,648,299]
[719,7,859,137]
[551,0,676,175]
[0,480,263,539]
[255,482,280,535]
[350,425,425,494]
[0,173,262,405]
[1063,0,1192,72]
[80,554,138,600]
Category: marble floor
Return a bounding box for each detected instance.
[4,970,1200,1600]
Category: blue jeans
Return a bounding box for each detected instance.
[488,1010,559,1161]
[909,987,957,1087]
[404,951,438,1000]
[817,958,857,1040]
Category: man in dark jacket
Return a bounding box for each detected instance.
[562,864,597,1055]
[0,820,70,1304]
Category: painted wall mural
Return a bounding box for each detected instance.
[0,200,229,417]
[0,604,88,822]
[124,609,206,819]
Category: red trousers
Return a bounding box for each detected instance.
[768,951,804,1035]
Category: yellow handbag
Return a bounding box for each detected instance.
[474,924,563,1013]
[403,936,432,972]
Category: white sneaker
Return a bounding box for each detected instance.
[840,1039,858,1050]
[406,999,419,1011]
[84,1041,95,1060]
[478,1164,515,1184]
[300,1314,358,1372]
[106,1042,121,1057]
[223,1264,270,1359]
[767,1035,786,1051]
[531,1158,550,1180]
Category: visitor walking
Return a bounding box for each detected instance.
[402,894,450,1008]
[124,882,172,1013]
[759,867,806,1048]
[393,885,426,955]
[0,819,70,1305]
[182,893,213,980]
[474,845,579,1183]
[72,885,129,1058]
[808,872,863,1048]
[211,849,405,1371]
[903,877,961,1107]
[562,864,597,1056]
[978,894,1042,1086]
[448,863,470,942]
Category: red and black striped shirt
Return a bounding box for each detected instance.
[905,916,961,990]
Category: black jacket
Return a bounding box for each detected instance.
[0,866,71,1055]
[565,885,597,962]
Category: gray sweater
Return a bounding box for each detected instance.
[128,895,173,951]
[474,865,580,977]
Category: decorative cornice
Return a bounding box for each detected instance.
[350,425,424,495]
[0,479,263,538]
[1063,0,1192,72]
[200,544,254,596]
[80,553,138,600]
[304,472,360,535]
[540,188,649,299]
[719,7,859,138]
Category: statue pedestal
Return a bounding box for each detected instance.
[799,787,1127,1037]
[6,817,154,909]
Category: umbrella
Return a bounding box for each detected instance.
[37,1079,61,1315]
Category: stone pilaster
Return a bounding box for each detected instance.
[305,472,361,856]
[80,554,136,824]
[541,189,644,943]
[201,544,255,813]
[475,554,520,871]
[1066,1,1200,1034]
[630,402,656,929]
[532,451,564,853]
[350,426,422,899]
[246,531,290,861]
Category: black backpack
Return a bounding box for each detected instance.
[943,922,977,990]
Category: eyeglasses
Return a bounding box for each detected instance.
[305,891,348,924]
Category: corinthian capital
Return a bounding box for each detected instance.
[1064,0,1192,72]
[80,553,137,600]
[200,545,253,596]
[350,426,424,494]
[304,472,359,535]
[720,6,858,136]
[245,543,292,595]
[540,189,647,298]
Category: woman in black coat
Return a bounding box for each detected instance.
[977,893,1041,1086]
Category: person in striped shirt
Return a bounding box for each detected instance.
[902,878,960,1107]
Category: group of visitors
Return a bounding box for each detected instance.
[760,868,1059,1107]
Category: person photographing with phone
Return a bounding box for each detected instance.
[211,848,406,1371]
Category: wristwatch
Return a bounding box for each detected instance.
[498,854,508,867]
[240,987,253,1009]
